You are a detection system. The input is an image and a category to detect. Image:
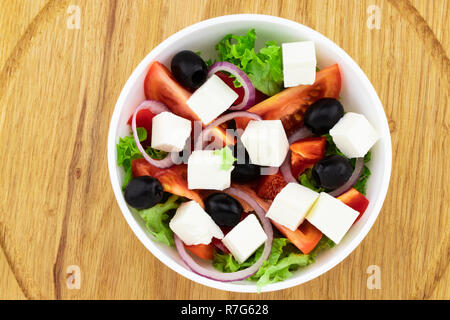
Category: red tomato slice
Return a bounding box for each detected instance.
[271,220,323,254]
[290,137,326,178]
[185,243,215,260]
[235,64,341,135]
[131,158,204,207]
[256,171,287,200]
[126,109,155,148]
[337,188,369,222]
[144,61,199,121]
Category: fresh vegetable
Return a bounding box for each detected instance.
[235,64,341,135]
[337,187,369,222]
[304,98,344,135]
[270,220,323,254]
[138,194,180,246]
[213,146,236,171]
[131,159,204,207]
[213,235,334,291]
[256,171,287,200]
[207,61,256,110]
[290,136,327,178]
[185,243,215,260]
[171,50,208,91]
[144,61,197,121]
[312,155,353,190]
[126,108,155,148]
[328,157,364,197]
[131,101,175,168]
[124,176,164,210]
[298,168,325,193]
[204,193,243,227]
[215,29,283,96]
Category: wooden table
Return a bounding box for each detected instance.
[0,0,448,300]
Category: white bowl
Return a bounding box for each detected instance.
[107,14,392,293]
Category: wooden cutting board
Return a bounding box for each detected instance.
[0,0,448,300]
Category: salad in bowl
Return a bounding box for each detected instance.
[108,15,391,293]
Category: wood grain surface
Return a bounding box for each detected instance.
[0,0,448,300]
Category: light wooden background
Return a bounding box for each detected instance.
[0,0,448,300]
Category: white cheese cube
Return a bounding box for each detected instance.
[187,150,233,190]
[151,111,192,152]
[329,112,380,158]
[306,192,359,244]
[266,183,320,231]
[240,120,289,167]
[222,214,267,263]
[282,41,317,87]
[186,74,239,124]
[169,201,224,246]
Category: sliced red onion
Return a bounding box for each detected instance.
[288,126,313,144]
[174,187,273,282]
[328,157,365,197]
[280,151,297,183]
[280,127,313,183]
[194,111,262,151]
[131,100,175,168]
[208,61,256,111]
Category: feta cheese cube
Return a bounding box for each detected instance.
[266,183,319,231]
[186,74,239,124]
[282,41,317,87]
[151,111,192,152]
[169,201,224,245]
[240,120,289,167]
[187,150,233,190]
[222,214,267,263]
[306,192,359,244]
[329,112,380,158]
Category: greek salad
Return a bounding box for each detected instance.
[116,29,379,290]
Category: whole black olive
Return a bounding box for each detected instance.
[124,176,164,209]
[171,50,207,90]
[312,155,353,190]
[204,193,243,227]
[304,98,344,135]
[231,143,260,183]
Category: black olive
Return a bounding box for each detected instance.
[304,98,344,135]
[124,176,164,210]
[170,50,207,90]
[204,193,243,227]
[312,155,353,190]
[231,143,260,183]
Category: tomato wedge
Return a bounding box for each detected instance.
[131,158,204,207]
[256,171,287,200]
[126,108,155,147]
[235,64,341,135]
[185,243,215,260]
[271,220,323,254]
[337,188,369,222]
[290,137,326,178]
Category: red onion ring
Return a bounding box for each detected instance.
[280,127,313,183]
[194,111,262,151]
[174,187,273,282]
[131,100,175,168]
[328,157,365,197]
[208,61,256,111]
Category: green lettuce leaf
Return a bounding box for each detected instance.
[213,146,236,170]
[137,195,180,246]
[116,129,168,189]
[215,29,283,96]
[212,237,335,292]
